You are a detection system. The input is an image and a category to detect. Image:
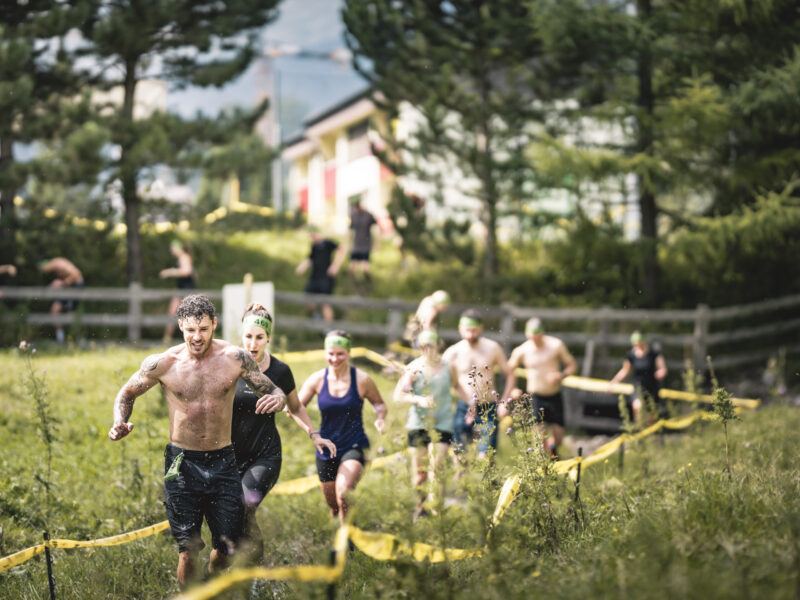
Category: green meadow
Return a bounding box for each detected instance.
[1,345,798,599]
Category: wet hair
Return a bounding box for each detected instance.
[176,294,216,322]
[241,302,273,323]
[325,329,351,342]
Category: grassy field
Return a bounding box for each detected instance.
[1,345,798,599]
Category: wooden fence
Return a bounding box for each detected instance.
[2,284,798,375]
[2,284,797,432]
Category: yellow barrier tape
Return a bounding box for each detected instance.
[353,347,406,371]
[388,342,417,357]
[579,437,626,471]
[173,526,349,600]
[657,387,761,409]
[0,521,171,574]
[174,565,342,600]
[0,545,46,573]
[552,456,583,477]
[491,475,521,527]
[348,525,482,562]
[271,476,320,496]
[47,521,171,549]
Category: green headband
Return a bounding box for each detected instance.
[630,332,644,344]
[525,323,544,335]
[243,315,272,336]
[170,240,182,251]
[417,330,440,346]
[325,334,351,352]
[459,316,482,328]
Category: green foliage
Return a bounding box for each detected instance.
[343,0,543,288]
[661,181,800,305]
[20,342,59,519]
[0,347,798,598]
[70,0,281,284]
[0,1,90,258]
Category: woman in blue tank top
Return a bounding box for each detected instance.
[394,329,467,519]
[298,330,388,524]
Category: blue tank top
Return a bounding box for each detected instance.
[317,366,370,460]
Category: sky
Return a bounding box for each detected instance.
[167,0,366,140]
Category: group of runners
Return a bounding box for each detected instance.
[108,290,666,588]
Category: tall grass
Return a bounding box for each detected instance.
[0,347,797,599]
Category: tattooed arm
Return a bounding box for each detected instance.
[235,348,287,414]
[109,354,163,441]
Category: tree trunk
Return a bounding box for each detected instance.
[475,2,499,296]
[0,137,17,262]
[121,60,142,284]
[636,0,660,307]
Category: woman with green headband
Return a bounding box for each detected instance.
[298,329,388,524]
[232,303,336,562]
[394,329,466,519]
[608,330,668,424]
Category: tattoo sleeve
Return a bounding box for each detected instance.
[113,355,161,423]
[237,349,279,395]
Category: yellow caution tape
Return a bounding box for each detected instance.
[47,521,171,549]
[657,387,761,409]
[348,525,482,562]
[0,545,47,573]
[491,475,521,527]
[352,347,406,371]
[0,521,171,573]
[271,475,320,496]
[173,526,349,600]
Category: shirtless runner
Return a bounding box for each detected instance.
[108,294,286,587]
[506,317,577,457]
[442,309,515,460]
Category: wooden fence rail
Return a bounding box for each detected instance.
[2,286,799,376]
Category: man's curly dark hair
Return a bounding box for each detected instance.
[176,294,217,322]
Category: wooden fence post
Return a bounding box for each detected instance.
[581,339,595,377]
[386,297,404,347]
[598,305,611,371]
[692,304,710,371]
[500,302,515,354]
[128,282,142,344]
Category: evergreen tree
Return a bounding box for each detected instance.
[78,0,280,284]
[0,1,89,263]
[526,0,800,306]
[342,0,543,292]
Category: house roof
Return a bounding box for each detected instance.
[283,87,383,161]
[303,86,374,127]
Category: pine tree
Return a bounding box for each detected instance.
[342,0,543,292]
[77,0,280,284]
[0,1,89,263]
[526,0,800,306]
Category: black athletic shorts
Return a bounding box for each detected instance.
[58,281,84,312]
[407,429,454,447]
[316,447,367,483]
[239,454,282,508]
[163,443,244,555]
[305,276,335,295]
[350,250,370,262]
[530,391,565,427]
